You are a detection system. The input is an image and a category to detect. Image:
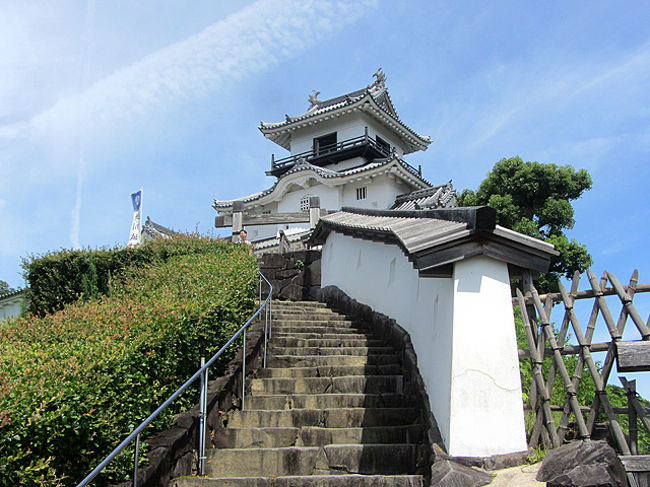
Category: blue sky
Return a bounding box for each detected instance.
[1,2,649,390]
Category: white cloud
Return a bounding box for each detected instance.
[4,0,377,147]
[0,0,377,249]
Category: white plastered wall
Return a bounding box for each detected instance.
[322,232,454,447]
[0,295,23,320]
[321,232,527,457]
[289,112,405,157]
[449,256,527,456]
[340,175,409,209]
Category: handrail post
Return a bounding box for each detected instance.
[264,302,268,368]
[133,433,140,487]
[242,329,246,410]
[198,357,206,476]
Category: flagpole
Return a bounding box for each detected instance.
[140,187,143,237]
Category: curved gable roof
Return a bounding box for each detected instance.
[259,74,431,154]
[213,155,432,211]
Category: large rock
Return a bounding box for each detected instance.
[429,459,493,486]
[278,283,304,301]
[306,259,321,286]
[536,440,627,487]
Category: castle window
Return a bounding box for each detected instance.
[314,132,337,155]
[356,187,367,200]
[299,195,312,212]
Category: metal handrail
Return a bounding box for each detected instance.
[77,270,273,487]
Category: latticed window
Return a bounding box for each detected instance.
[356,187,367,200]
[299,195,311,212]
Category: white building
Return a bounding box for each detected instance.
[0,289,26,321]
[213,70,455,247]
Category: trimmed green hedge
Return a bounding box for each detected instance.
[22,236,231,316]
[1,237,257,486]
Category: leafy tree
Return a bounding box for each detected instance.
[0,280,14,295]
[458,156,593,291]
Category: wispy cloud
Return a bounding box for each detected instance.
[3,0,377,144]
[461,41,650,151]
[0,0,377,248]
[70,0,96,249]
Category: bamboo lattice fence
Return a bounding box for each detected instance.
[515,269,650,460]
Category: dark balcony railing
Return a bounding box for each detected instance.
[269,133,393,175]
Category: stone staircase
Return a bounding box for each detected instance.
[172,300,427,486]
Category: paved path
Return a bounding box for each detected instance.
[489,462,544,486]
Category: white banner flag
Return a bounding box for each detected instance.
[127,189,143,247]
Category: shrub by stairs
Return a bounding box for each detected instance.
[171,300,427,486]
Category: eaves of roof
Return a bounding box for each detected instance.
[143,217,176,237]
[309,206,558,276]
[391,183,457,210]
[259,90,430,154]
[0,288,25,301]
[212,156,432,211]
[252,228,313,250]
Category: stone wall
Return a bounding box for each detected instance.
[258,250,321,301]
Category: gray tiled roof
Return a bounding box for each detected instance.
[252,228,313,251]
[391,182,457,210]
[310,206,558,275]
[314,208,469,255]
[261,81,396,129]
[142,217,177,240]
[0,288,24,301]
[213,155,432,210]
[259,75,430,153]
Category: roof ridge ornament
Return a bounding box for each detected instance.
[308,89,320,108]
[373,68,386,86]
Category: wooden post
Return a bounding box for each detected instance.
[627,379,638,455]
[232,201,244,242]
[309,196,321,229]
[271,154,275,170]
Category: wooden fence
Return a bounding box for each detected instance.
[515,269,650,485]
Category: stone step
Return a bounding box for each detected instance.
[214,425,425,449]
[271,306,330,313]
[273,319,356,327]
[250,375,403,395]
[272,332,378,340]
[246,393,407,410]
[172,474,424,487]
[267,354,400,368]
[271,325,367,337]
[257,364,401,378]
[272,312,343,320]
[228,407,418,428]
[268,346,395,357]
[273,301,327,307]
[202,444,417,477]
[271,337,384,348]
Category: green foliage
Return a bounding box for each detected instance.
[22,235,234,316]
[1,236,257,486]
[0,280,14,295]
[457,156,593,290]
